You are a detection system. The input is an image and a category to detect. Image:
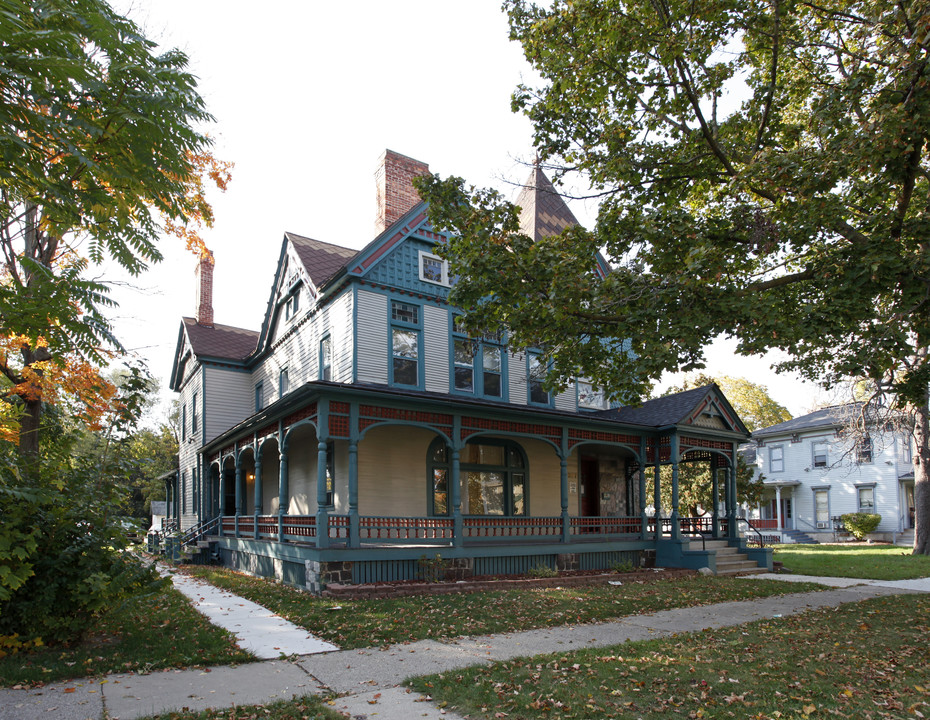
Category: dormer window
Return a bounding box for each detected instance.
[284,291,300,321]
[418,251,449,286]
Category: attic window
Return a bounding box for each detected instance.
[418,251,449,286]
[284,290,300,321]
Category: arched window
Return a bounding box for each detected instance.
[427,437,528,517]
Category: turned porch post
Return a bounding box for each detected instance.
[316,439,330,549]
[670,434,681,540]
[278,424,289,542]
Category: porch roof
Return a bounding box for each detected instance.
[200,380,748,456]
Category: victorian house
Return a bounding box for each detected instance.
[168,150,768,590]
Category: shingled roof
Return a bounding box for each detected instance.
[597,385,721,428]
[516,166,581,241]
[286,232,358,287]
[753,404,861,439]
[182,317,258,361]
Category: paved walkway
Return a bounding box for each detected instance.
[2,573,928,720]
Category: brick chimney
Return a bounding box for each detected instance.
[374,149,429,235]
[195,251,214,328]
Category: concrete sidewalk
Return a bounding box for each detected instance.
[1,575,926,720]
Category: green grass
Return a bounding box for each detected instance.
[408,592,930,719]
[183,566,825,649]
[141,696,345,720]
[0,582,255,687]
[774,543,930,580]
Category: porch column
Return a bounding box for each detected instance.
[165,476,173,529]
[316,440,330,549]
[639,438,648,538]
[670,435,680,540]
[348,439,359,549]
[234,452,243,538]
[775,485,783,531]
[712,463,720,537]
[254,443,263,537]
[653,454,661,541]
[727,457,738,540]
[560,455,570,543]
[278,430,289,542]
[451,448,463,547]
[217,464,225,537]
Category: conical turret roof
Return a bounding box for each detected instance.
[516,165,580,240]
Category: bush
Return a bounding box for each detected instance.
[841,513,882,540]
[417,553,450,582]
[527,564,559,578]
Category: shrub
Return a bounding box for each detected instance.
[417,553,450,582]
[841,513,882,540]
[527,564,558,578]
[611,560,636,573]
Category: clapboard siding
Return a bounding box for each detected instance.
[508,350,527,405]
[329,290,353,383]
[554,384,575,411]
[204,367,253,442]
[423,304,448,393]
[356,289,388,385]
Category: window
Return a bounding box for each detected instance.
[463,440,527,516]
[902,438,913,465]
[279,368,289,396]
[255,382,264,412]
[284,290,300,320]
[769,446,784,473]
[181,471,186,514]
[856,435,873,464]
[181,404,187,441]
[418,250,449,285]
[812,441,828,468]
[391,301,420,387]
[427,440,450,515]
[857,485,875,512]
[452,317,504,398]
[577,380,606,410]
[320,336,332,381]
[191,392,198,434]
[528,352,549,405]
[814,488,830,528]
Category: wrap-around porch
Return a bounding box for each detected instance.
[194,384,769,588]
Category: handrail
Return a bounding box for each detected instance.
[735,517,765,548]
[179,516,220,546]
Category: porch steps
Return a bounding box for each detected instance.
[781,529,818,545]
[896,530,915,547]
[687,539,768,576]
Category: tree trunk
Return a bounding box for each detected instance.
[18,397,42,461]
[912,396,930,555]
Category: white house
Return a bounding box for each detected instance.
[166,150,768,589]
[751,404,915,544]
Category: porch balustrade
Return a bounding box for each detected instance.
[748,518,778,530]
[217,513,710,546]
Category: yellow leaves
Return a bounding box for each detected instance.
[163,149,233,261]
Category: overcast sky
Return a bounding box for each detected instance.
[105,0,826,422]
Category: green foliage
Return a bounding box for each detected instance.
[841,513,882,541]
[527,564,559,578]
[610,559,635,573]
[774,544,930,580]
[417,553,450,582]
[665,374,791,433]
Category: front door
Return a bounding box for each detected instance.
[580,456,600,517]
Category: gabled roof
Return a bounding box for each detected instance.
[753,403,861,439]
[182,317,258,361]
[597,384,748,436]
[286,232,358,288]
[516,166,581,241]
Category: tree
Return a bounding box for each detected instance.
[415,1,930,553]
[666,374,792,433]
[0,0,229,459]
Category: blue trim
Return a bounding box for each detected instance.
[388,297,424,389]
[526,351,554,408]
[449,312,509,403]
[351,284,359,383]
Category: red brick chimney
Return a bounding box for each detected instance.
[195,251,214,328]
[375,149,429,235]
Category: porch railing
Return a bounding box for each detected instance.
[748,518,779,530]
[217,513,728,546]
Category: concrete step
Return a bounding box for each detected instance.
[716,565,769,576]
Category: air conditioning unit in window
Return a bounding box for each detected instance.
[816,522,829,529]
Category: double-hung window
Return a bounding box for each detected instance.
[319,336,332,381]
[769,445,784,473]
[255,382,264,412]
[812,441,828,468]
[452,317,503,398]
[279,368,289,396]
[391,301,420,387]
[528,352,550,405]
[857,485,875,512]
[814,488,830,528]
[191,392,198,435]
[856,435,873,464]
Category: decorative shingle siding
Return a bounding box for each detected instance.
[365,236,451,299]
[356,289,389,385]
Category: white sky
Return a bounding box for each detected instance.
[105,0,826,422]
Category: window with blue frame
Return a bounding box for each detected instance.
[527,352,550,405]
[279,368,289,396]
[255,382,264,412]
[191,392,198,434]
[391,300,420,386]
[320,335,332,381]
[452,317,503,398]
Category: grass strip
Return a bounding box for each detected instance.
[774,543,930,580]
[0,582,255,687]
[409,592,930,719]
[183,566,824,649]
[141,695,345,719]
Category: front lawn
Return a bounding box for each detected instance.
[408,592,930,719]
[774,543,930,580]
[0,583,255,687]
[142,696,345,720]
[183,566,824,649]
